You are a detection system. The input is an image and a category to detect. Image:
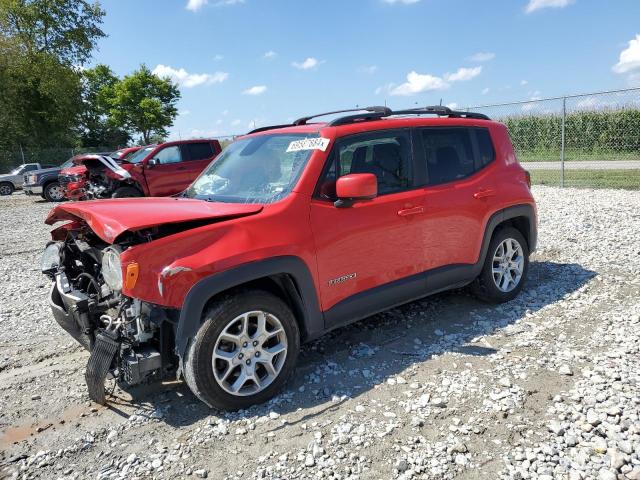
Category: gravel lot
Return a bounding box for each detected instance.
[1,186,639,480]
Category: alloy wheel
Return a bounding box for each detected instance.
[212,310,288,396]
[0,185,11,195]
[492,238,524,293]
[48,185,64,201]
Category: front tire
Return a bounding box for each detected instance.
[44,182,65,202]
[472,226,529,303]
[184,290,300,410]
[112,186,143,198]
[0,182,14,196]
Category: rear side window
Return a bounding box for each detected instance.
[185,142,214,161]
[318,129,413,198]
[420,127,495,185]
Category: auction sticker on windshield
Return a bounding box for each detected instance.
[286,137,330,152]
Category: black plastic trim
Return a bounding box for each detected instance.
[174,256,322,359]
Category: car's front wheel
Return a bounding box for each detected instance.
[0,182,14,196]
[44,182,65,202]
[184,290,300,410]
[472,226,529,303]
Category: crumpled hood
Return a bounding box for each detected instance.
[46,197,263,243]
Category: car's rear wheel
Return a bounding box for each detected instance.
[472,226,529,303]
[112,186,143,198]
[0,183,14,196]
[184,290,300,410]
[44,182,65,202]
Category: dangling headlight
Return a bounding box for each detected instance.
[41,242,63,274]
[101,247,123,291]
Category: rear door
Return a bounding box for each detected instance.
[181,142,218,187]
[310,129,427,320]
[416,127,498,271]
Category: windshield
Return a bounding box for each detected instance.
[60,159,74,169]
[10,166,25,175]
[127,146,155,164]
[185,134,319,204]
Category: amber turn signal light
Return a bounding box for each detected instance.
[125,263,139,290]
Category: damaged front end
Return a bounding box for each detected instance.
[81,155,134,199]
[42,229,177,404]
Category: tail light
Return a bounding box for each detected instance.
[525,170,531,188]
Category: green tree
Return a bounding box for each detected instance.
[0,0,105,66]
[0,0,105,150]
[78,64,130,147]
[109,65,180,144]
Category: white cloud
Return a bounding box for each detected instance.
[213,54,224,61]
[231,119,242,126]
[292,57,321,70]
[382,0,420,4]
[222,109,229,116]
[445,66,482,82]
[186,0,207,11]
[179,109,191,116]
[481,87,490,95]
[613,34,640,74]
[390,72,449,96]
[520,79,529,86]
[470,52,495,62]
[360,65,378,74]
[525,0,574,13]
[263,50,277,59]
[243,85,267,95]
[446,102,458,109]
[186,0,244,11]
[152,64,228,88]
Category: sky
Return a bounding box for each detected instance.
[93,0,640,140]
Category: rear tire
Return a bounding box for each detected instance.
[472,226,529,303]
[184,290,300,410]
[44,182,65,202]
[111,186,143,198]
[0,182,14,196]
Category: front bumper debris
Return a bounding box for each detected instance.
[85,331,120,404]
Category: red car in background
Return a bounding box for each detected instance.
[59,147,142,200]
[75,139,222,199]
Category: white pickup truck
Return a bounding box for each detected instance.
[0,163,55,196]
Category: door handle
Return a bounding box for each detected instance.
[397,206,424,217]
[177,166,186,171]
[473,189,496,199]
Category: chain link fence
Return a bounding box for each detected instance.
[467,87,640,189]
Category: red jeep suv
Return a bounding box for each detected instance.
[42,106,537,409]
[77,139,222,199]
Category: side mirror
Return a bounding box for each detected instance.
[148,158,159,167]
[334,173,377,208]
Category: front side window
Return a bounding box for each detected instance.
[185,134,316,204]
[154,145,182,165]
[318,130,413,198]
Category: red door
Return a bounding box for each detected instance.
[416,127,498,270]
[143,145,190,196]
[309,129,426,312]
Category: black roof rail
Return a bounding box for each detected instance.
[392,105,490,120]
[246,105,489,135]
[294,106,391,126]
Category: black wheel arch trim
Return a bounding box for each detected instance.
[174,256,322,360]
